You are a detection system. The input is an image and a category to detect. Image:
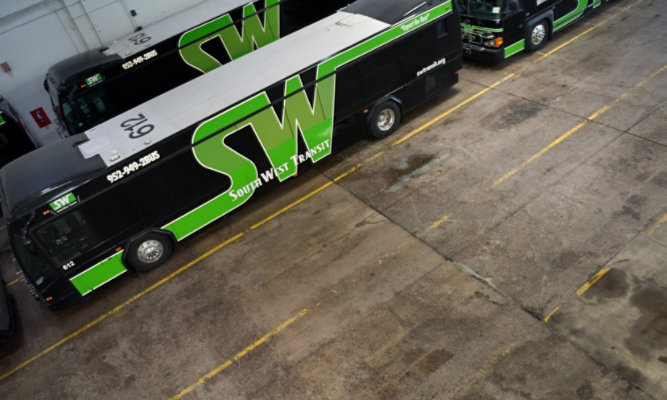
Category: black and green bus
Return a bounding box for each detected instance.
[0,97,37,169]
[2,0,462,309]
[457,0,608,63]
[45,0,351,136]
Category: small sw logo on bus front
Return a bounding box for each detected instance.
[49,192,77,213]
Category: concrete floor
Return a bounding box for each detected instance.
[1,0,666,398]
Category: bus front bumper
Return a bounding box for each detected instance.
[462,43,504,64]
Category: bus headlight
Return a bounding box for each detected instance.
[484,37,504,48]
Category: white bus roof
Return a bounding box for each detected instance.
[80,11,390,167]
[103,0,251,59]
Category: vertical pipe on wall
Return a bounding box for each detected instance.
[77,0,105,45]
[119,0,140,31]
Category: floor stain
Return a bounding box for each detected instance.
[416,348,454,374]
[386,154,450,193]
[489,99,546,131]
[583,268,629,300]
[625,286,667,358]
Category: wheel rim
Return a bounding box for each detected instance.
[377,108,396,132]
[137,239,164,264]
[531,24,546,46]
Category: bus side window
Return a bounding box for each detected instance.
[437,20,448,38]
[34,190,142,263]
[506,0,521,12]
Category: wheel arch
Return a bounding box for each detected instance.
[122,227,177,270]
[526,10,554,40]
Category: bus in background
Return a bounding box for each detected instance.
[2,0,462,308]
[457,0,608,63]
[45,0,352,136]
[0,96,37,168]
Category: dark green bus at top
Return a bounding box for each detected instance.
[457,0,609,63]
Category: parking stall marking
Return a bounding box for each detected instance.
[544,206,667,324]
[534,0,644,63]
[492,63,667,188]
[170,307,311,400]
[648,213,667,236]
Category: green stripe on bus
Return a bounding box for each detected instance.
[554,0,587,31]
[319,1,453,78]
[163,2,454,241]
[504,39,525,58]
[0,114,5,125]
[70,252,127,296]
[461,23,503,33]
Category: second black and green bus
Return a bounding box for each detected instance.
[45,0,351,136]
[457,0,609,63]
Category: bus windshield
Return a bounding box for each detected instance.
[34,210,100,263]
[10,225,56,288]
[456,0,504,18]
[61,89,112,134]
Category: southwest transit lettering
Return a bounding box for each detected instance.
[191,73,335,211]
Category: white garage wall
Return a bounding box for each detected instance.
[0,0,205,145]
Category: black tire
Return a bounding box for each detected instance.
[126,232,173,272]
[368,100,402,139]
[526,20,549,51]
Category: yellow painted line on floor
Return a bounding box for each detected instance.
[493,120,589,187]
[534,0,644,63]
[0,231,246,383]
[576,267,611,297]
[7,279,18,287]
[429,215,450,230]
[546,265,620,323]
[170,307,309,400]
[0,166,361,383]
[543,304,562,323]
[536,26,597,63]
[648,213,667,236]
[250,181,335,230]
[493,63,667,188]
[392,74,516,147]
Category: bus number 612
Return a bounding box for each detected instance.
[121,113,155,139]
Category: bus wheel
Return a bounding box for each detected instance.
[369,100,401,139]
[126,232,173,272]
[527,20,549,51]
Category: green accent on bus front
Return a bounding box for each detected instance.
[49,192,77,213]
[164,2,454,241]
[461,23,503,33]
[70,252,127,296]
[504,39,525,58]
[179,0,281,73]
[0,114,5,126]
[554,0,587,31]
[85,73,104,87]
